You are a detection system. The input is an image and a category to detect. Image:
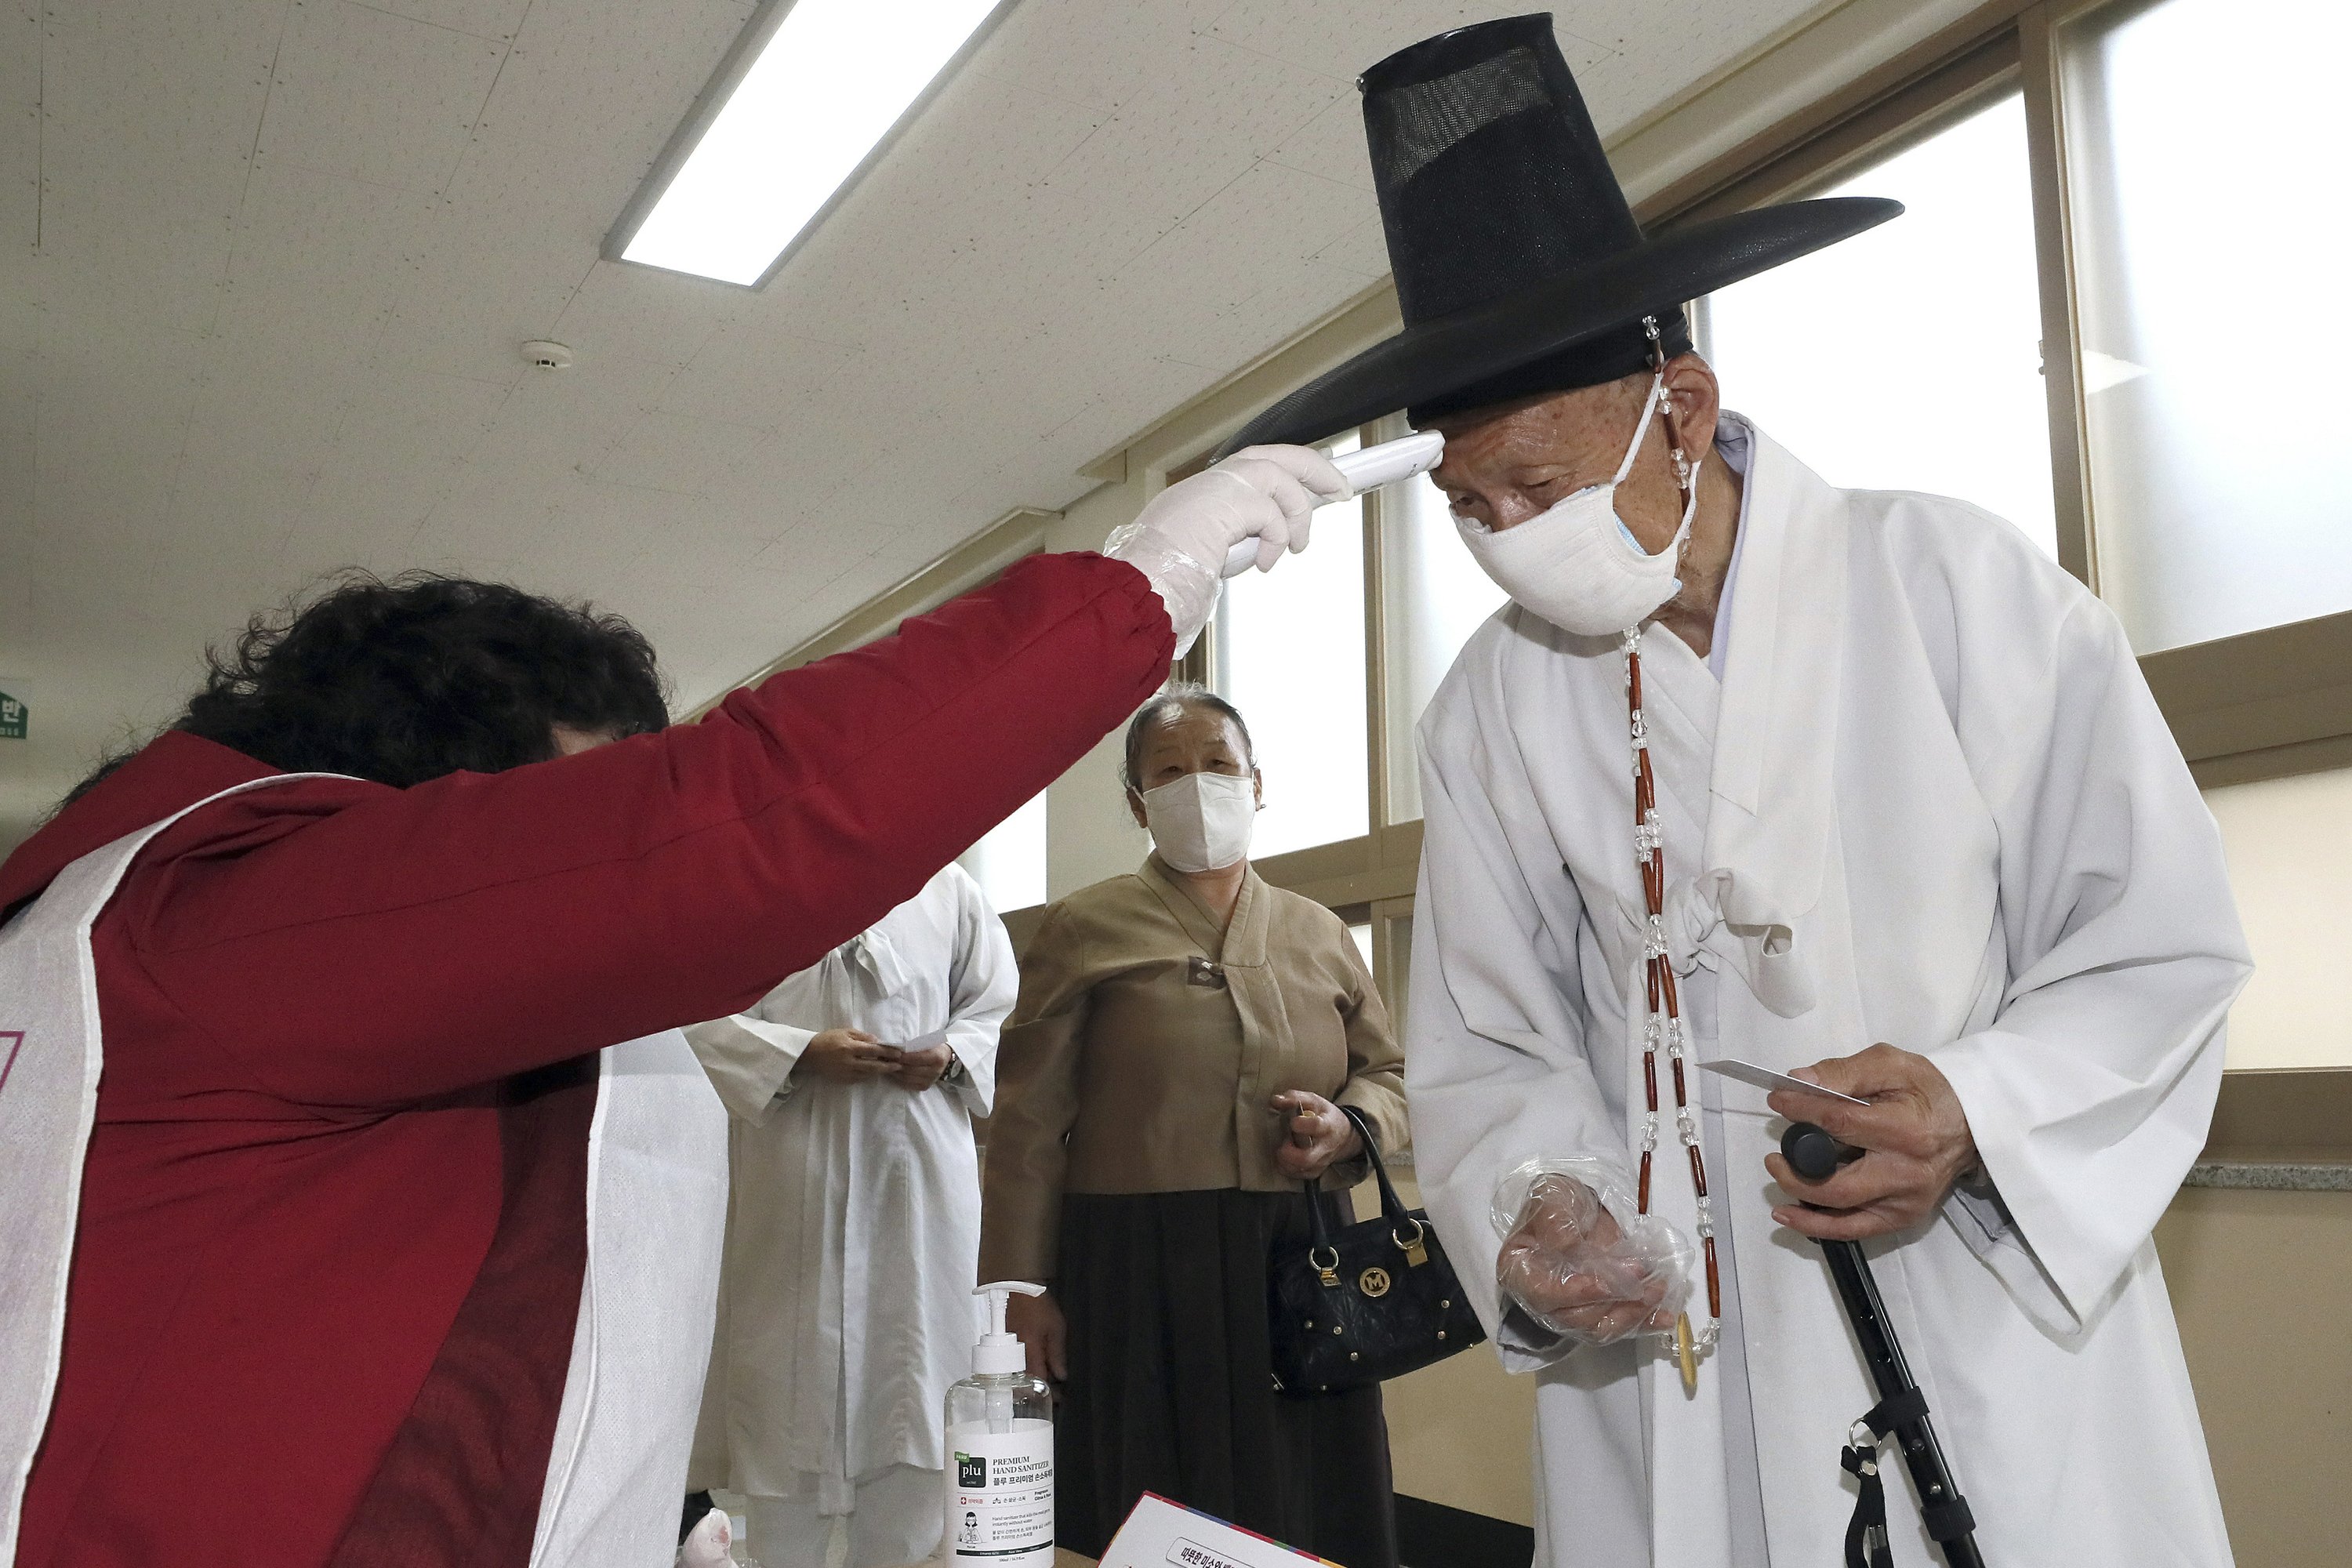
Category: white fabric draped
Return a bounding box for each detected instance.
[687,865,1017,1515]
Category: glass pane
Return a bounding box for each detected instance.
[2203,767,2352,1069]
[1382,464,1508,824]
[1381,909,1413,1029]
[1704,93,2056,560]
[2064,0,2352,652]
[1213,436,1370,858]
[1348,920,1374,971]
[957,788,1047,913]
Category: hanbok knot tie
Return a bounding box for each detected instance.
[1659,869,1816,1019]
[841,928,912,994]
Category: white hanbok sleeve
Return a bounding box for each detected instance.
[1407,687,1628,1371]
[1932,593,2251,1328]
[939,868,1018,1118]
[684,1011,815,1123]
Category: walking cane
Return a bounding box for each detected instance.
[1781,1122,1987,1568]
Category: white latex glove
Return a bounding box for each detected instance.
[1491,1160,1693,1347]
[1104,445,1351,655]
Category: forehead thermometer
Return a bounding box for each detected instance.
[1221,430,1446,577]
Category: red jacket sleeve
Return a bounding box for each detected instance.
[119,553,1173,1109]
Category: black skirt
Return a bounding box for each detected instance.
[1054,1189,1400,1568]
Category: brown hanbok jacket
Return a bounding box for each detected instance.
[979,854,1407,1282]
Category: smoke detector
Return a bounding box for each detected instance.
[521,340,575,371]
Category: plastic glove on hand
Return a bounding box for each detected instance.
[1104,445,1349,653]
[677,1507,731,1568]
[1492,1163,1693,1347]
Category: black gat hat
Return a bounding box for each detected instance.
[1219,15,1900,455]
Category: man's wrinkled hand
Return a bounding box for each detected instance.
[1495,1175,1675,1345]
[794,1028,896,1087]
[891,1041,953,1092]
[1765,1042,1979,1240]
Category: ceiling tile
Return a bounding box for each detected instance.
[33,0,287,336]
[588,409,768,495]
[1262,95,1377,191]
[211,162,441,361]
[1034,35,1349,272]
[259,0,506,194]
[1311,216,1392,279]
[657,323,862,430]
[551,260,742,369]
[968,0,1234,114]
[466,350,677,479]
[360,0,535,42]
[1206,4,1613,80]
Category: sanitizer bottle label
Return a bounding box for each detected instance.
[945,1419,1054,1566]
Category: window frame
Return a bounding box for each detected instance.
[1646,0,2351,787]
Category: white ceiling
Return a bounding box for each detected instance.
[0,0,1828,851]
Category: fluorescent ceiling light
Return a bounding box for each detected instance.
[616,0,1005,287]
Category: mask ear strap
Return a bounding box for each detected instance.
[1612,368,1668,488]
[1642,315,1697,506]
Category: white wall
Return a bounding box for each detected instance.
[1041,477,1155,902]
[2204,765,2352,1069]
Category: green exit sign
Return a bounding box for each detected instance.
[0,691,24,740]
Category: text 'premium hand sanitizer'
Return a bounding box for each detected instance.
[943,1282,1054,1568]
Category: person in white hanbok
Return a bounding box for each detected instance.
[1218,20,2251,1568]
[684,863,1016,1568]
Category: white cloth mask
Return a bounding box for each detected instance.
[1138,770,1258,872]
[1454,369,1700,636]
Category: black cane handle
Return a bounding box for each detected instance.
[1782,1120,1846,1181]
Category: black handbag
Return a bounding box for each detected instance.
[1268,1105,1486,1395]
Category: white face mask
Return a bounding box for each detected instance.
[1138,770,1258,873]
[1454,369,1700,637]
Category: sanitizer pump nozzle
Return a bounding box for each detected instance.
[971,1280,1044,1429]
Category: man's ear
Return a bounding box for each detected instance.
[1253,769,1265,809]
[1661,352,1722,459]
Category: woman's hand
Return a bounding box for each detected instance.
[1270,1090,1361,1181]
[794,1028,897,1086]
[1005,1288,1067,1382]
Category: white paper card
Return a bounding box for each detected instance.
[1696,1057,1869,1105]
[1098,1494,1334,1568]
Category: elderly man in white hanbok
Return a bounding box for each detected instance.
[684,862,1015,1568]
[1216,20,2252,1568]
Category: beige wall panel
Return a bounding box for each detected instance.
[2204,768,2352,1069]
[2154,1187,2352,1568]
[1345,1174,2352,1550]
[1343,1170,1538,1526]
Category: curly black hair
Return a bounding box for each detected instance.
[67,572,669,802]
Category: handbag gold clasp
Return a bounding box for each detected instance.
[1392,1218,1429,1267]
[1311,1246,1341,1287]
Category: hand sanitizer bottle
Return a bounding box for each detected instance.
[942,1281,1054,1568]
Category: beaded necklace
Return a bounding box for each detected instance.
[1624,318,1722,1392]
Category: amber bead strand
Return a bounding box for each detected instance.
[1624,630,1724,1356]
